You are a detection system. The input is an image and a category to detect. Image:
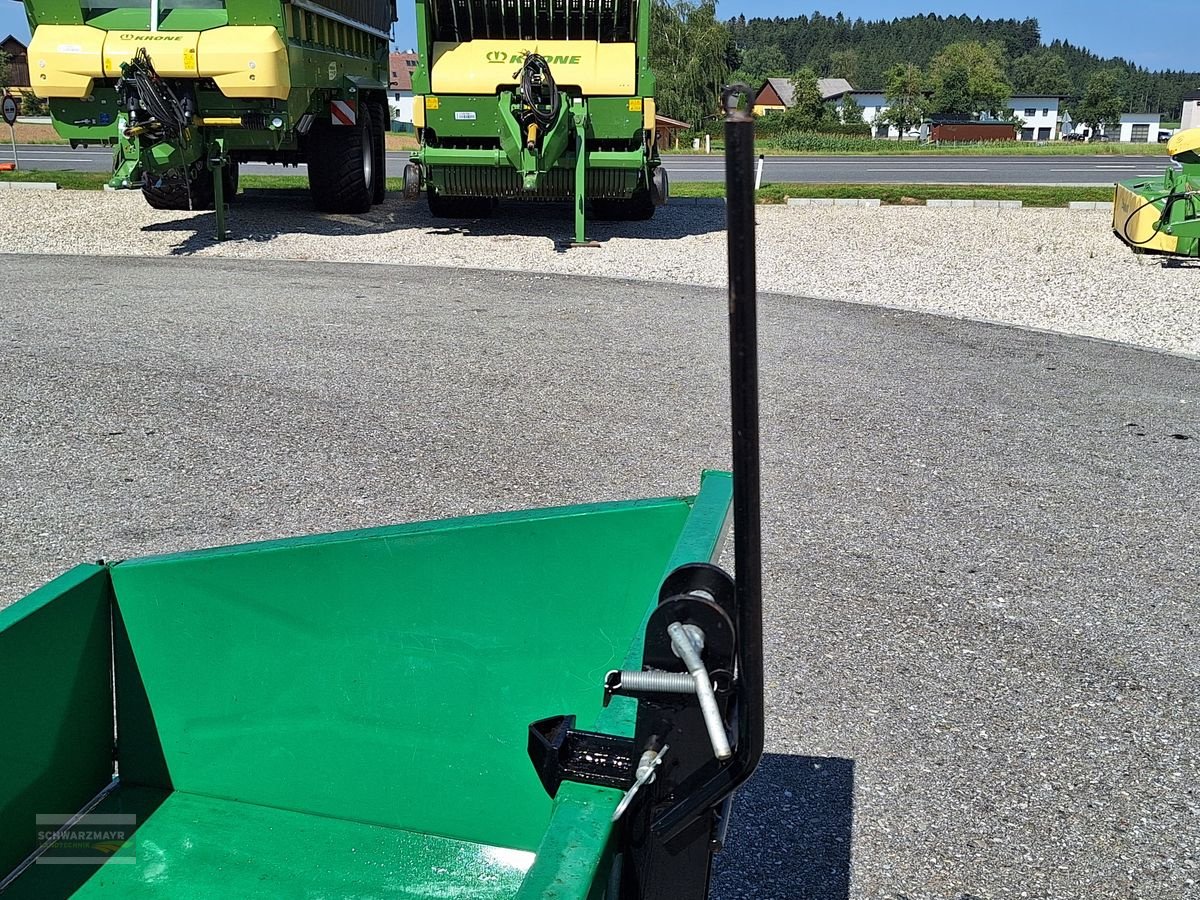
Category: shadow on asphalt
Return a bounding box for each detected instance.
[141,190,724,255]
[712,753,854,900]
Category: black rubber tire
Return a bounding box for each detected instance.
[371,100,387,205]
[426,190,496,218]
[222,161,239,203]
[307,105,375,214]
[141,167,215,211]
[592,189,654,221]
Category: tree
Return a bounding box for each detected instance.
[926,40,1012,117]
[1072,69,1124,139]
[880,62,927,139]
[650,0,732,127]
[839,93,864,125]
[828,48,860,84]
[0,51,11,93]
[778,67,825,130]
[731,45,789,87]
[1009,51,1074,98]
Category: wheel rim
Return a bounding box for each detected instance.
[362,130,374,190]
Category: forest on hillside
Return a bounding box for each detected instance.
[725,13,1198,115]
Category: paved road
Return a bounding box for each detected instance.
[0,143,1171,185]
[1,255,1196,899]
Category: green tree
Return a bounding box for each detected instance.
[828,48,860,84]
[839,93,864,125]
[650,0,731,127]
[779,67,825,130]
[880,62,927,139]
[1009,51,1074,98]
[1072,69,1124,139]
[731,45,789,87]
[927,40,1012,117]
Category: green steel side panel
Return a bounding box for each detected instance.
[108,498,696,853]
[3,786,531,899]
[0,565,115,881]
[513,470,733,900]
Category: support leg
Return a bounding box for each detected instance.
[570,108,599,248]
[209,139,227,242]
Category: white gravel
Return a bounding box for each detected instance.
[1,189,1197,355]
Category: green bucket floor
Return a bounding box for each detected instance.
[4,784,533,899]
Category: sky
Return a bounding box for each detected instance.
[1,1,1193,72]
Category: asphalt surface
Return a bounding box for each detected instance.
[0,143,1171,185]
[1,255,1197,899]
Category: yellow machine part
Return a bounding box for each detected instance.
[1167,127,1200,160]
[27,25,290,101]
[1113,182,1180,255]
[430,40,636,95]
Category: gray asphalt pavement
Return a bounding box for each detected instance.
[0,143,1171,184]
[1,255,1197,899]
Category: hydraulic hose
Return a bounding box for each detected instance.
[516,53,561,130]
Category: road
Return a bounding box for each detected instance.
[0,143,1170,185]
[1,255,1196,899]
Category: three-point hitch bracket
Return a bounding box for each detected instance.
[526,84,763,900]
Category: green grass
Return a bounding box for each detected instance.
[673,182,1118,207]
[672,137,1168,157]
[1,170,1119,207]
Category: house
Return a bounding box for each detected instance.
[851,91,895,137]
[1003,97,1061,141]
[1183,92,1200,131]
[752,77,854,116]
[1118,112,1161,143]
[388,51,418,128]
[856,92,1062,141]
[653,114,690,151]
[1,35,30,88]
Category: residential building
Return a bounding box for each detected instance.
[1118,112,1162,143]
[1,35,30,88]
[1003,97,1060,141]
[851,91,897,138]
[388,50,418,128]
[752,77,853,116]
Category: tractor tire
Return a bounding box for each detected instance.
[307,105,376,214]
[141,167,215,211]
[222,161,240,203]
[371,100,387,205]
[427,190,496,218]
[592,189,654,222]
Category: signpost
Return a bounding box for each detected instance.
[2,94,18,172]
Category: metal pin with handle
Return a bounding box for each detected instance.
[667,621,732,761]
[611,744,669,822]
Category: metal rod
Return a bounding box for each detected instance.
[668,622,732,760]
[651,83,764,841]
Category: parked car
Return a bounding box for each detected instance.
[1064,132,1087,141]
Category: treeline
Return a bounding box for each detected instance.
[725,12,1199,115]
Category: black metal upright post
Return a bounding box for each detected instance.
[722,86,766,810]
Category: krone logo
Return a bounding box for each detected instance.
[486,50,507,63]
[119,33,181,40]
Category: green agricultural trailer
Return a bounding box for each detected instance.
[16,0,396,236]
[0,95,763,899]
[401,0,669,244]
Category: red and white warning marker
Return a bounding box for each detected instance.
[330,100,357,127]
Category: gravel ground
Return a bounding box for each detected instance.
[1,255,1197,899]
[1,190,1197,356]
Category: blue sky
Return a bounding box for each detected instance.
[1,2,1193,71]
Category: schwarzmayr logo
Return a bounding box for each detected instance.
[486,50,581,64]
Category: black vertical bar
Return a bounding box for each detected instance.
[647,86,764,844]
[724,91,764,789]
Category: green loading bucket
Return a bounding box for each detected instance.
[0,472,731,899]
